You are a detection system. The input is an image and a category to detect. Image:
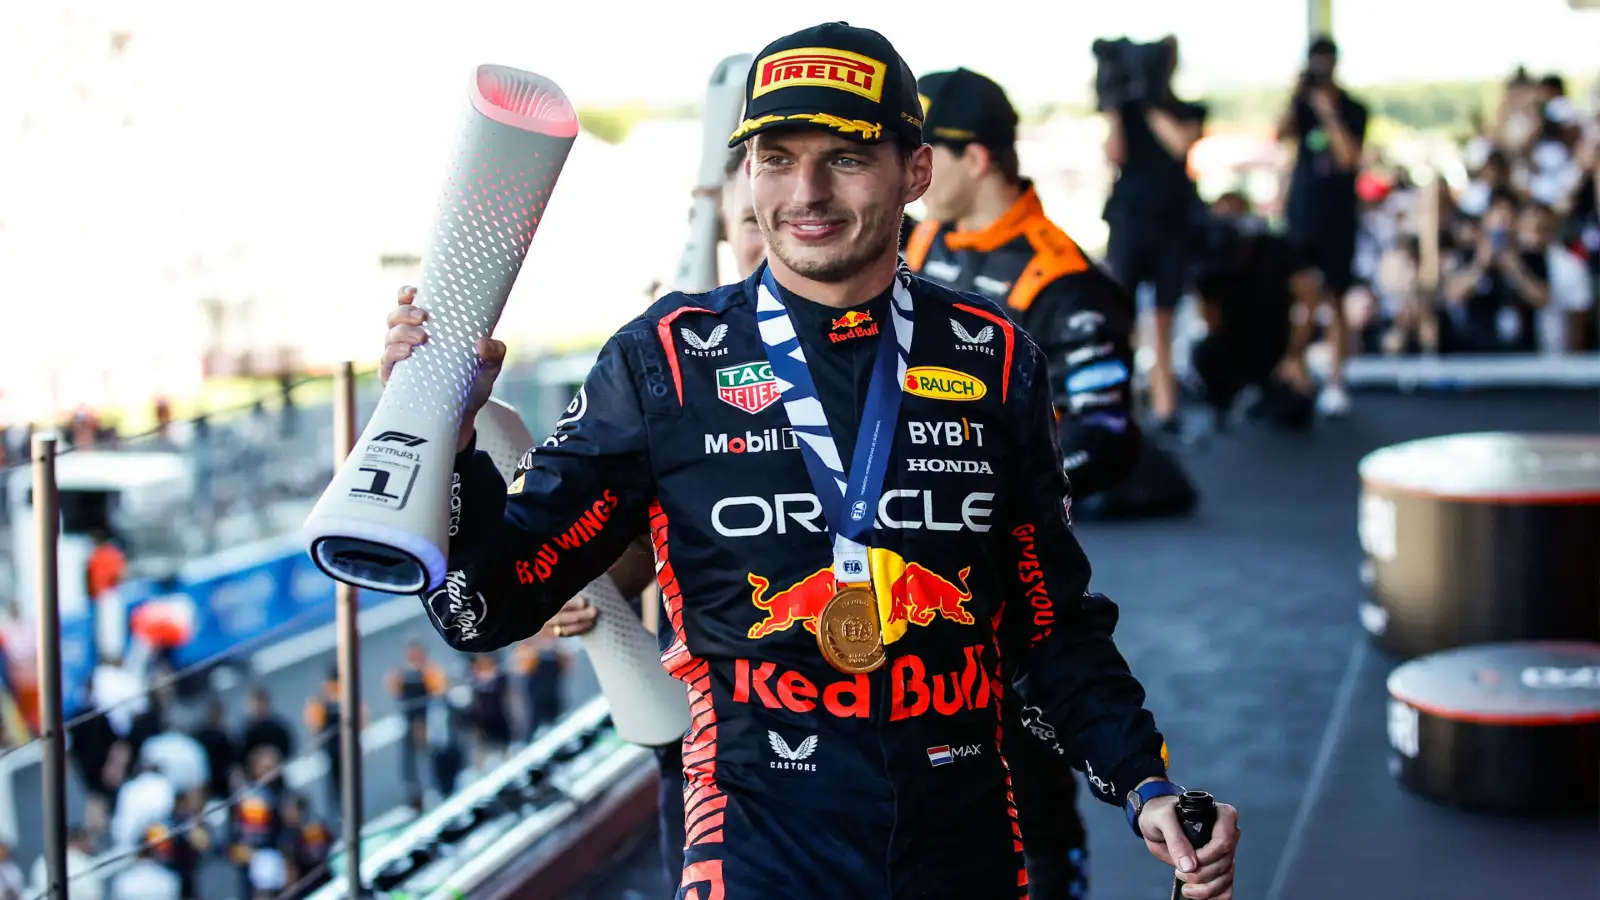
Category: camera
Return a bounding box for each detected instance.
[1092,37,1175,110]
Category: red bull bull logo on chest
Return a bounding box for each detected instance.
[747,549,976,645]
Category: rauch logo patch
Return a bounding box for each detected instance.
[903,366,986,402]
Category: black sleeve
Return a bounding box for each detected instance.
[425,330,656,653]
[1347,98,1369,149]
[994,337,1168,806]
[1179,99,1208,127]
[1018,273,1142,496]
[1288,99,1313,140]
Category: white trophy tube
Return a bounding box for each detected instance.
[672,53,753,293]
[473,397,690,747]
[303,66,579,594]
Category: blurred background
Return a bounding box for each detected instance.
[0,0,1597,898]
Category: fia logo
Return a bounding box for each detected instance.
[681,324,730,358]
[767,731,818,771]
[841,558,863,577]
[950,319,996,355]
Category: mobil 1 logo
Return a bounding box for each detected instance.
[348,430,426,509]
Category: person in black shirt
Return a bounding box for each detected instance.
[386,639,445,793]
[192,698,238,803]
[1441,191,1549,353]
[1102,35,1206,432]
[279,794,333,899]
[304,669,366,816]
[1277,35,1369,417]
[241,687,293,793]
[466,655,511,771]
[147,791,209,900]
[229,748,286,900]
[1190,193,1313,430]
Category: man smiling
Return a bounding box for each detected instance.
[384,22,1239,900]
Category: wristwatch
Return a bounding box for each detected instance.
[1125,779,1186,837]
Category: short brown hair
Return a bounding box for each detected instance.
[987,143,1022,187]
[723,144,747,182]
[932,139,1022,187]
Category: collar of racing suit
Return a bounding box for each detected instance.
[941,179,1045,254]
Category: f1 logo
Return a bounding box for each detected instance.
[372,431,427,447]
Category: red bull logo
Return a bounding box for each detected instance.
[734,645,993,720]
[748,567,835,639]
[883,564,974,629]
[829,310,879,344]
[747,550,975,643]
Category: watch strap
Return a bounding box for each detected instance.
[1125,780,1186,837]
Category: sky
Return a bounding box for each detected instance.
[2,0,1599,411]
[72,0,1600,108]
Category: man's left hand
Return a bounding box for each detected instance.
[1139,794,1240,899]
[1307,87,1338,118]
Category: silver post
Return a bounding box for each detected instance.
[333,362,366,898]
[33,432,68,899]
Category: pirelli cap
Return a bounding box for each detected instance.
[729,22,924,147]
[918,68,1018,149]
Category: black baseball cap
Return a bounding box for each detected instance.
[918,68,1018,149]
[728,22,924,148]
[1308,35,1338,59]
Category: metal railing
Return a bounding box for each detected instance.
[303,697,650,900]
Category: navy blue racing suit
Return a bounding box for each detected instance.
[423,265,1168,900]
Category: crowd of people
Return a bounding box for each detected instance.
[0,625,571,899]
[1349,69,1598,359]
[1103,39,1596,439]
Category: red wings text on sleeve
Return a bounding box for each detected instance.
[422,330,656,652]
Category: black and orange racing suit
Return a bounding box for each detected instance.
[905,182,1141,499]
[904,182,1143,898]
[421,264,1168,900]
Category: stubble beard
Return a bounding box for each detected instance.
[764,210,897,284]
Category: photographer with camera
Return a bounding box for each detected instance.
[1096,35,1206,434]
[1277,35,1369,417]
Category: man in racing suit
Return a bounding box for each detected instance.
[385,22,1238,900]
[905,67,1134,900]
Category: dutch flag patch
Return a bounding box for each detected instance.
[927,745,954,767]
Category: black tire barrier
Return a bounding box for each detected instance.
[1358,433,1600,659]
[1386,641,1600,814]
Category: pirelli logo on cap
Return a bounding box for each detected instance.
[753,47,887,103]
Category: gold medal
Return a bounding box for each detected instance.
[816,585,885,674]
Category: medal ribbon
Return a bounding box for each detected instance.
[756,263,915,584]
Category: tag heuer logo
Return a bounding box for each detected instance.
[681,323,730,358]
[716,361,782,414]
